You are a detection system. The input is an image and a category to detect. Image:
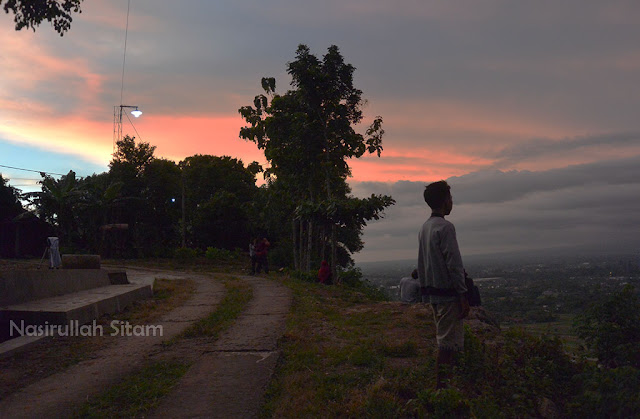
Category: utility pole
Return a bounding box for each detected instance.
[181,171,186,248]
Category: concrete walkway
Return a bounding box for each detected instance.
[0,269,226,418]
[150,275,292,418]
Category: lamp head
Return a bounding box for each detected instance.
[131,108,142,118]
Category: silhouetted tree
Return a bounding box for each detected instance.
[180,155,260,250]
[139,158,182,253]
[239,44,394,274]
[0,174,23,221]
[26,170,83,245]
[107,136,157,255]
[2,0,83,35]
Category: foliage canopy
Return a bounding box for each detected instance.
[1,0,82,35]
[574,284,640,368]
[239,44,394,272]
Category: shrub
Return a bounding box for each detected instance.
[339,267,364,287]
[205,247,233,261]
[568,366,640,417]
[173,247,198,261]
[290,270,317,283]
[454,327,579,416]
[573,284,640,368]
[495,328,579,411]
[418,388,471,417]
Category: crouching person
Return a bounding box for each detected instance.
[399,269,420,303]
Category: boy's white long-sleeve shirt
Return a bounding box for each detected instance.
[418,215,467,303]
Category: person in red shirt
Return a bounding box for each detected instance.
[255,237,270,274]
[318,260,332,284]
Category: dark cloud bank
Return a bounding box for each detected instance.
[353,154,640,262]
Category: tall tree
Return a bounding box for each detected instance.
[180,155,261,250]
[139,158,182,252]
[239,44,394,275]
[109,135,156,201]
[111,135,156,176]
[75,172,123,253]
[0,174,23,222]
[26,170,83,245]
[2,0,83,35]
[107,135,157,255]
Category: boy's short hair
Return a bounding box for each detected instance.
[424,180,451,210]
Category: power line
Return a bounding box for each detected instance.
[0,164,65,177]
[120,0,131,106]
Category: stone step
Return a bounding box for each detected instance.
[0,283,152,327]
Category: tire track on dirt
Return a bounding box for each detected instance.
[150,275,292,418]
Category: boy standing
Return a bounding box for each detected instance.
[418,180,469,389]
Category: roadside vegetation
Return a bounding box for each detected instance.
[262,272,640,417]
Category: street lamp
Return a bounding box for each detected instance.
[113,105,143,150]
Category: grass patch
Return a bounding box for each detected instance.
[382,340,419,358]
[73,360,190,418]
[113,278,196,324]
[179,276,253,339]
[260,277,435,417]
[261,274,614,418]
[103,255,249,274]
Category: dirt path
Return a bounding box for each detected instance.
[149,275,292,418]
[0,269,226,418]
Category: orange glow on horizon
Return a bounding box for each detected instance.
[4,108,628,185]
[349,149,493,183]
[132,114,264,165]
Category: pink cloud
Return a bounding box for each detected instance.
[1,26,107,117]
[350,148,492,183]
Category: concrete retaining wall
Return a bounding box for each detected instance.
[0,270,111,306]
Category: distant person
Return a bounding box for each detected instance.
[417,180,469,389]
[249,238,257,275]
[47,236,61,269]
[399,269,420,303]
[318,260,333,285]
[255,237,270,274]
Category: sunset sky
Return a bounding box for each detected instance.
[1,1,639,263]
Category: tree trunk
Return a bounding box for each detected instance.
[299,218,305,272]
[181,174,186,248]
[306,219,313,272]
[292,218,299,270]
[331,223,337,283]
[320,225,326,262]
